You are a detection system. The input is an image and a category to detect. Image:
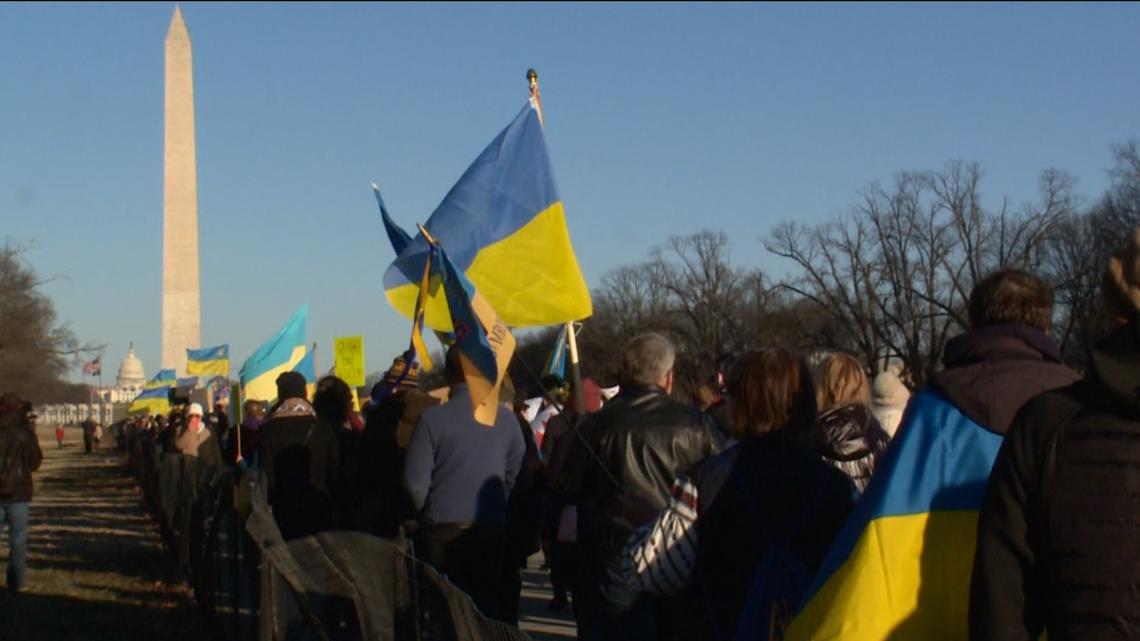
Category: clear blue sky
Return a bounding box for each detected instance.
[3,2,1138,384]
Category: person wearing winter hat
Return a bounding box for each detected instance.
[175,402,222,466]
[870,371,911,438]
[258,371,340,540]
[367,353,439,450]
[973,228,1140,640]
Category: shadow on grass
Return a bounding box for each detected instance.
[0,590,206,641]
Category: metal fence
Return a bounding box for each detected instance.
[123,429,533,641]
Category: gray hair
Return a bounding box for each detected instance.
[621,333,676,387]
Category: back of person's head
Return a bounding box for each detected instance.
[1103,227,1140,325]
[243,399,264,419]
[0,393,21,417]
[693,383,720,411]
[620,332,675,388]
[275,371,309,402]
[313,375,353,425]
[728,346,816,440]
[967,268,1054,333]
[445,344,466,386]
[580,378,604,413]
[816,352,870,412]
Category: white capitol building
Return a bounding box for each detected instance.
[103,343,147,404]
[37,344,148,426]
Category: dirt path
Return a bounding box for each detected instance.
[0,426,207,641]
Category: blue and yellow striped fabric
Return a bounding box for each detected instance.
[383,100,591,330]
[786,390,1003,641]
[129,386,171,415]
[186,344,229,377]
[438,242,516,426]
[239,305,308,402]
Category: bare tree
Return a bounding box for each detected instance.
[767,162,1071,386]
[0,243,103,402]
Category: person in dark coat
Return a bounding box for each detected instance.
[556,333,725,641]
[258,372,340,540]
[81,417,96,453]
[541,377,604,611]
[971,229,1140,641]
[813,352,889,493]
[625,347,855,641]
[0,394,43,592]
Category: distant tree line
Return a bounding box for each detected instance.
[511,140,1140,396]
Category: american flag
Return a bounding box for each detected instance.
[83,356,102,376]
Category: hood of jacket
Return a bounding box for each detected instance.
[1089,321,1140,418]
[931,324,1079,434]
[816,403,887,462]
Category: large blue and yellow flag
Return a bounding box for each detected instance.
[785,390,1003,641]
[437,242,516,426]
[383,100,592,330]
[239,305,308,402]
[186,344,230,378]
[129,386,171,415]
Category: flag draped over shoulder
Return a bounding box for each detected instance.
[437,243,516,426]
[186,344,230,377]
[383,100,592,330]
[239,305,308,402]
[785,390,1003,641]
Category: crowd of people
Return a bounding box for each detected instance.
[8,228,1140,640]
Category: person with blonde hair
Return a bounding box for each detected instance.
[814,352,889,492]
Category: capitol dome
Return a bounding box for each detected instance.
[116,343,146,389]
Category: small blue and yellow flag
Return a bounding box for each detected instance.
[186,344,230,378]
[543,325,569,381]
[383,100,591,330]
[129,386,171,415]
[146,369,177,388]
[239,305,308,402]
[785,390,1004,641]
[437,242,515,426]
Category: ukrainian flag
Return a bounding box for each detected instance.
[383,100,592,330]
[543,325,569,381]
[146,369,177,389]
[129,386,171,415]
[239,305,308,402]
[438,243,516,426]
[186,344,230,377]
[785,390,1003,641]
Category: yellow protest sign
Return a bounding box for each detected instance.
[334,336,365,388]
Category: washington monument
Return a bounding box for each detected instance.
[162,6,201,375]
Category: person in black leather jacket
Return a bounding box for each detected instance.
[813,352,889,493]
[557,332,724,641]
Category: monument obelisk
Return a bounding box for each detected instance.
[162,5,201,376]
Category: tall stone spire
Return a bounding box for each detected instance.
[162,5,201,375]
